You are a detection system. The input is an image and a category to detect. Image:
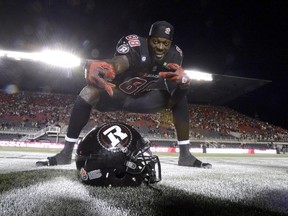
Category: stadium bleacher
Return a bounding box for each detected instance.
[1,91,288,151]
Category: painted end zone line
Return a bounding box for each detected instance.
[0,141,277,154]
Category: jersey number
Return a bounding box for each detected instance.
[125,35,141,47]
[119,77,156,95]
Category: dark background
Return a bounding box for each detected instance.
[0,0,287,128]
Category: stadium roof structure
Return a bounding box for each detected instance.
[187,74,271,105]
[0,59,270,106]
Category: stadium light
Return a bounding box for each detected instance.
[0,49,81,68]
[0,48,213,80]
[0,50,5,57]
[37,50,81,68]
[185,69,213,81]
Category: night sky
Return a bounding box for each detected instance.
[0,0,287,128]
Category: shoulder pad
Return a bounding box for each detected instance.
[115,35,150,68]
[164,44,184,66]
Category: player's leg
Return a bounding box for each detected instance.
[121,89,207,168]
[36,85,99,166]
[170,88,212,168]
[46,96,92,165]
[38,86,127,166]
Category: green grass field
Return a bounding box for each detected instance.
[0,148,288,216]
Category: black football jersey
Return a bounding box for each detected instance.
[114,34,183,96]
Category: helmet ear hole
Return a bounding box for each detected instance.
[114,169,126,178]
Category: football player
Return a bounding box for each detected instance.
[38,21,212,168]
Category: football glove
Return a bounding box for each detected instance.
[159,63,192,89]
[85,60,116,96]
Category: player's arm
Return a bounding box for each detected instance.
[85,55,129,96]
[104,55,130,74]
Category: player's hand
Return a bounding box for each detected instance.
[159,63,192,89]
[159,63,184,81]
[85,60,116,96]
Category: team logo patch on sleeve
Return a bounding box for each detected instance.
[117,44,130,54]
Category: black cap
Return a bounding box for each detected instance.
[149,21,174,41]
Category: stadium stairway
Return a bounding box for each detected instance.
[19,126,61,141]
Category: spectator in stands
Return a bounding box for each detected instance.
[1,91,288,143]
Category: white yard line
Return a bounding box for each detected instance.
[0,177,131,216]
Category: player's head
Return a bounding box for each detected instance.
[148,21,174,62]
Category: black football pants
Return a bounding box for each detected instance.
[66,87,189,141]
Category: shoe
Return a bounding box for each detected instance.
[36,140,75,166]
[36,151,72,166]
[178,155,212,169]
[36,160,49,167]
[48,151,72,166]
[198,162,212,169]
